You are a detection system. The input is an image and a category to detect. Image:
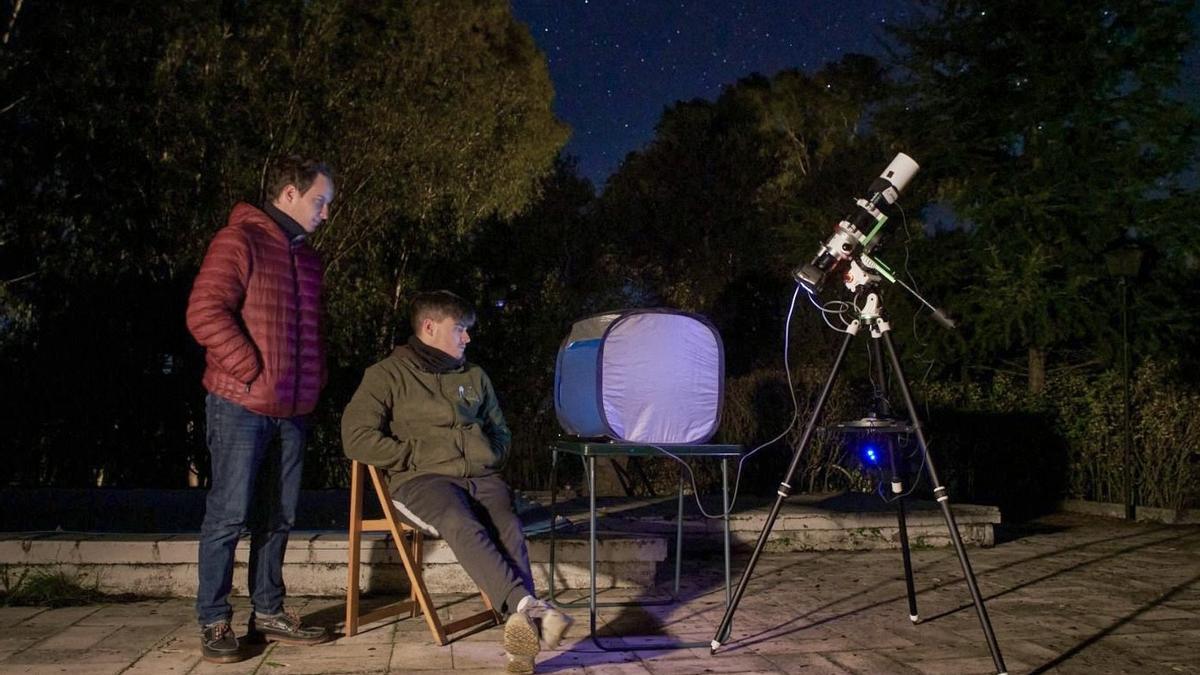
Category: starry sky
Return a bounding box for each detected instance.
[510,1,912,188]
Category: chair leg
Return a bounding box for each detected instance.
[346,461,365,637]
[410,530,421,619]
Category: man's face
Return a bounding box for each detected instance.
[423,315,471,359]
[274,173,334,233]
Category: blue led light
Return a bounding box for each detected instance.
[862,443,881,466]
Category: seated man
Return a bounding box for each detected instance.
[341,290,571,674]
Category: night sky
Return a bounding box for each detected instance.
[510,1,912,188]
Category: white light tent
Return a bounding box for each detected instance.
[554,309,724,444]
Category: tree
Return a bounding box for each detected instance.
[598,56,890,375]
[449,156,604,488]
[883,0,1199,391]
[0,1,566,486]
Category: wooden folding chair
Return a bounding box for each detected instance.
[345,460,499,644]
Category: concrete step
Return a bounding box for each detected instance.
[0,493,998,599]
[545,491,1001,551]
[0,532,666,597]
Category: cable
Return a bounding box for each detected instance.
[807,289,854,334]
[877,440,928,503]
[648,282,809,519]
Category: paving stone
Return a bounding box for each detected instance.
[906,655,1000,674]
[26,624,120,650]
[0,607,47,627]
[189,656,272,675]
[388,640,451,670]
[447,640,506,669]
[754,652,851,674]
[77,598,193,624]
[0,663,127,675]
[18,606,100,627]
[0,624,58,656]
[825,648,923,673]
[122,632,202,675]
[582,661,653,675]
[333,622,397,645]
[261,643,392,674]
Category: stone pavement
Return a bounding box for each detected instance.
[0,513,1196,674]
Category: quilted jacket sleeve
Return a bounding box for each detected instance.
[478,371,512,467]
[186,226,262,384]
[341,365,416,471]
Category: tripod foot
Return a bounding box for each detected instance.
[910,614,919,624]
[710,639,721,654]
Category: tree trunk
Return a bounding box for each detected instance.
[1028,346,1046,394]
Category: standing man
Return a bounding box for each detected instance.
[187,156,334,663]
[342,290,572,675]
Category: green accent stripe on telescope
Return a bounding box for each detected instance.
[863,254,897,283]
[863,214,887,246]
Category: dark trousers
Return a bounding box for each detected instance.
[392,473,533,615]
[195,393,306,625]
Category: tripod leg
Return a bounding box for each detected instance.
[881,332,1008,674]
[886,440,920,623]
[710,329,856,653]
[871,318,920,624]
[895,495,919,623]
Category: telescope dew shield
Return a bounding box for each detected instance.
[870,152,920,205]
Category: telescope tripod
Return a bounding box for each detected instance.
[709,289,1008,675]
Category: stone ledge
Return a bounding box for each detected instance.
[1058,499,1200,525]
[0,533,666,597]
[550,494,1001,550]
[0,494,1000,597]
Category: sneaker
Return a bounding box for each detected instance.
[503,610,540,674]
[200,620,243,663]
[247,609,329,646]
[538,606,574,650]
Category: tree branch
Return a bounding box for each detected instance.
[2,271,36,286]
[2,0,24,46]
[0,95,26,115]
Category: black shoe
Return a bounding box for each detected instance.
[248,609,329,646]
[200,620,244,663]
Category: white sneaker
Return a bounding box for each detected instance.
[538,605,574,650]
[503,611,539,674]
[520,598,574,650]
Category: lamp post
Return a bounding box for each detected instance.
[1105,244,1144,521]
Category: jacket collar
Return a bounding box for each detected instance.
[262,202,308,243]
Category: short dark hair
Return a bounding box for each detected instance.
[410,290,476,333]
[265,155,333,201]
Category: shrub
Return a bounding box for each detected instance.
[0,566,104,607]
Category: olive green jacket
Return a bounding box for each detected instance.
[341,345,512,494]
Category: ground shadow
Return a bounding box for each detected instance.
[717,523,1197,654]
[1029,570,1200,674]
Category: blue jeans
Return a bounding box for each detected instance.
[196,393,307,626]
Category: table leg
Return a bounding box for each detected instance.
[547,443,737,651]
[721,457,732,640]
[720,456,729,605]
[674,464,684,598]
[548,447,560,604]
[588,454,598,641]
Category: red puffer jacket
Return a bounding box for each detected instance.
[186,203,325,417]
